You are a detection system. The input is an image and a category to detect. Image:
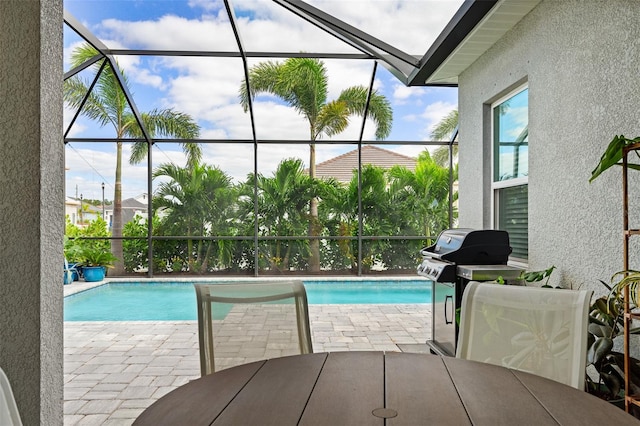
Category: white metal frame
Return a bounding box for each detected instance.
[490,83,529,265]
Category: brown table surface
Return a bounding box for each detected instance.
[134,351,639,425]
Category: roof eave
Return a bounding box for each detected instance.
[407,0,542,87]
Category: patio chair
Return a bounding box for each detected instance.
[0,367,22,426]
[194,280,313,376]
[456,281,593,389]
[64,258,78,285]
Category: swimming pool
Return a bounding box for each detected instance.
[64,280,433,321]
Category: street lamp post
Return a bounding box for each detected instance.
[102,182,105,221]
[79,193,83,225]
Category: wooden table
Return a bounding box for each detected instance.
[134,352,639,425]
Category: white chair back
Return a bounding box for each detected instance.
[456,282,593,389]
[194,280,313,375]
[0,367,22,426]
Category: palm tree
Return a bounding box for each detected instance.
[239,58,392,272]
[431,108,458,167]
[64,44,201,275]
[153,163,236,273]
[389,150,456,243]
[255,158,316,271]
[321,164,393,272]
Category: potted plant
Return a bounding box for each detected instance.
[77,247,118,282]
[586,277,640,413]
[64,236,83,282]
[590,136,640,416]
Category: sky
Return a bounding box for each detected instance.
[63,0,462,202]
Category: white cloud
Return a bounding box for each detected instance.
[64,0,463,190]
[393,84,415,102]
[100,15,237,50]
[420,101,457,139]
[393,144,428,158]
[504,106,528,139]
[322,59,375,99]
[163,57,244,116]
[403,113,419,123]
[200,128,229,139]
[65,143,153,200]
[392,83,430,104]
[64,37,166,98]
[63,106,87,137]
[305,0,465,55]
[132,68,164,89]
[188,0,223,12]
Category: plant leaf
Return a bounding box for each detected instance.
[588,323,612,338]
[600,371,622,399]
[590,135,640,182]
[587,337,613,364]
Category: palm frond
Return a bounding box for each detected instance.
[316,101,349,138]
[337,86,392,140]
[239,61,281,111]
[430,109,458,141]
[128,109,201,167]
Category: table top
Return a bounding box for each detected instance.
[134,351,639,425]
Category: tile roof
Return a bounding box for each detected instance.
[119,197,148,224]
[122,197,147,209]
[313,145,416,183]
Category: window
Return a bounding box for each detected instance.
[492,86,528,262]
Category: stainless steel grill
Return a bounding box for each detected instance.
[417,228,522,356]
[417,228,512,282]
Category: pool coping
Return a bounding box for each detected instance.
[63,276,429,297]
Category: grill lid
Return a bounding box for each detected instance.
[420,228,512,265]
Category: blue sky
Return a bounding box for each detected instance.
[63,0,461,201]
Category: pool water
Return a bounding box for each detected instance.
[64,280,433,321]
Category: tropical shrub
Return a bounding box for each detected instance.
[64,217,110,262]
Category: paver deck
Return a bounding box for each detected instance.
[64,304,431,425]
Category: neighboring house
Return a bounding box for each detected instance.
[64,196,80,225]
[64,197,101,227]
[103,194,148,230]
[312,145,416,184]
[121,196,148,223]
[81,203,101,224]
[410,0,640,289]
[134,193,149,205]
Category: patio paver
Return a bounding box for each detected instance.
[64,303,431,425]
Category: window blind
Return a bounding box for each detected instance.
[497,184,528,260]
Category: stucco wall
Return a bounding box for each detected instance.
[0,1,64,424]
[458,0,640,291]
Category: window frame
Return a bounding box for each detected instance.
[490,84,528,265]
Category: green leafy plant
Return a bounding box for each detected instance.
[609,270,640,307]
[64,217,111,262]
[520,265,557,287]
[63,235,82,263]
[590,135,640,183]
[77,246,118,268]
[586,279,640,405]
